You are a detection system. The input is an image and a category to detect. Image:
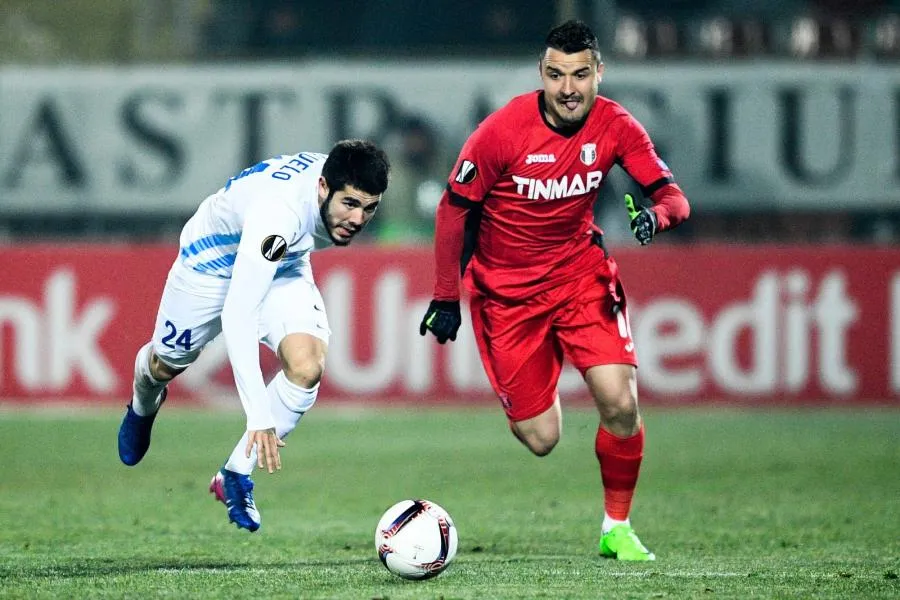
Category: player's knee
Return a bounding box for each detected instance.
[525,435,559,457]
[513,426,560,457]
[510,402,562,456]
[281,355,324,389]
[149,353,185,381]
[597,390,639,431]
[279,334,326,388]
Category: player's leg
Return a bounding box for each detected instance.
[588,366,652,560]
[559,273,653,560]
[470,292,563,456]
[130,344,184,415]
[135,264,227,410]
[505,394,562,455]
[211,278,328,532]
[584,364,648,529]
[223,332,326,475]
[211,339,323,532]
[119,264,226,466]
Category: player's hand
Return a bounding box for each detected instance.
[419,300,461,344]
[625,194,657,246]
[246,428,286,474]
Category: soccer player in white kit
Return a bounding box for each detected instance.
[117,139,390,532]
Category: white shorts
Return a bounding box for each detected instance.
[151,261,331,369]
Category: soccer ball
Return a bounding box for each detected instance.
[375,499,458,580]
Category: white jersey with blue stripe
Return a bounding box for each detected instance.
[174,151,334,431]
[178,152,330,282]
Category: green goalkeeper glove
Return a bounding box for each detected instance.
[625,193,658,246]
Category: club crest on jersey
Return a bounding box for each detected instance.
[580,143,597,166]
[260,235,287,262]
[454,160,478,184]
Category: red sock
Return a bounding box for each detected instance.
[595,424,645,521]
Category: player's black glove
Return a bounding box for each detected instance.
[624,193,658,246]
[419,300,461,344]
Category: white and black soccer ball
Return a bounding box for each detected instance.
[375,499,458,580]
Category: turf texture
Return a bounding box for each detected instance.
[0,405,898,599]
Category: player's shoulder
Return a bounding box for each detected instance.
[590,95,644,130]
[591,95,635,121]
[502,90,543,115]
[268,151,328,169]
[479,90,542,132]
[265,152,325,184]
[236,153,321,211]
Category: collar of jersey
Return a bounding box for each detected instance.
[537,91,588,138]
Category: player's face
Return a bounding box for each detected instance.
[318,178,381,246]
[539,48,603,128]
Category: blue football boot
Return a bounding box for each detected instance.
[209,468,261,532]
[117,389,167,466]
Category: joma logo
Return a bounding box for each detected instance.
[525,153,556,164]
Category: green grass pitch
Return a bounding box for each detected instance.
[1,405,898,599]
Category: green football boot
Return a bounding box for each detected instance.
[599,525,656,561]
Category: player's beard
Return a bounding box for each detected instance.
[319,191,359,247]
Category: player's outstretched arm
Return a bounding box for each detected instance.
[222,201,295,472]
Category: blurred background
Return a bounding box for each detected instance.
[2,0,899,244]
[2,7,898,593]
[1,0,899,407]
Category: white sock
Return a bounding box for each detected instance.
[131,342,167,417]
[224,372,318,475]
[602,514,631,534]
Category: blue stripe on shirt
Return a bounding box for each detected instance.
[180,232,242,259]
[193,253,237,272]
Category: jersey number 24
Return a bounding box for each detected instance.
[161,320,193,351]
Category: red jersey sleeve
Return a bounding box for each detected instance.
[446,115,510,202]
[432,189,468,301]
[615,113,690,232]
[432,116,511,299]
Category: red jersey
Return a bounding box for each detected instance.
[433,90,688,301]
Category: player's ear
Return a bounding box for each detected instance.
[317,176,330,200]
[596,62,605,84]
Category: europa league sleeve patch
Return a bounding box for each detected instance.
[260,234,288,261]
[454,160,478,184]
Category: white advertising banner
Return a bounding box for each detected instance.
[1,62,898,213]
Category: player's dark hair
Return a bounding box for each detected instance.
[544,20,601,63]
[322,139,390,196]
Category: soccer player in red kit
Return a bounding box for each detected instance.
[419,20,690,560]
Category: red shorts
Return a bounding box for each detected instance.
[469,264,637,423]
